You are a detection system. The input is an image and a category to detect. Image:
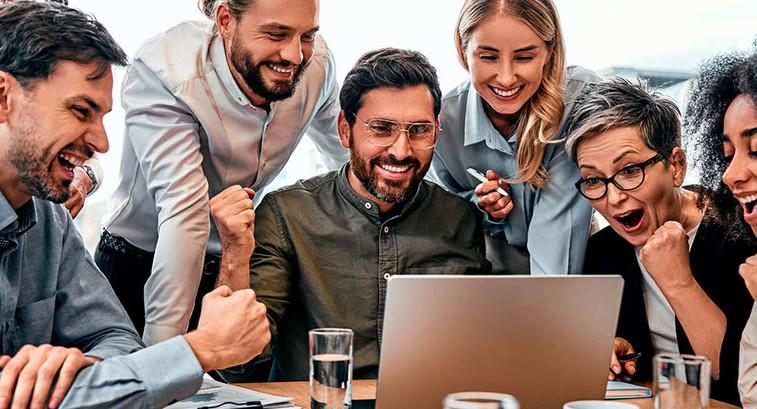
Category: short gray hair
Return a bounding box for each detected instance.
[564,77,681,163]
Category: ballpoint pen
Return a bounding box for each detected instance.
[466,168,509,197]
[617,352,641,362]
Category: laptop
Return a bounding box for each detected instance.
[374,275,624,409]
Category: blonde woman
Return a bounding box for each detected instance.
[428,0,599,274]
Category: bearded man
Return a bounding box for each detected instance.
[95,0,348,346]
[209,48,492,382]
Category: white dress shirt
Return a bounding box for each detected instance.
[740,302,757,408]
[104,20,348,345]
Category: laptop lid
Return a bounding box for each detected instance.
[375,275,624,409]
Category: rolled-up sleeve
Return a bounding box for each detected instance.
[740,303,757,409]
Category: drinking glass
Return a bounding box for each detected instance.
[653,353,710,409]
[309,328,353,409]
[443,392,519,409]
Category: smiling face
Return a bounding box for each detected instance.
[219,0,319,107]
[465,13,551,121]
[576,127,685,246]
[722,94,757,236]
[339,85,436,213]
[0,61,111,207]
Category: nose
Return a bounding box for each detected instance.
[496,59,517,86]
[85,119,109,154]
[604,182,627,206]
[723,153,749,189]
[387,129,413,160]
[280,37,304,66]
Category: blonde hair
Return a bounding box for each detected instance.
[455,0,566,189]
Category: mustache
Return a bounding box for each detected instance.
[60,144,94,159]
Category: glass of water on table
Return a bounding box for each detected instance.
[310,328,353,409]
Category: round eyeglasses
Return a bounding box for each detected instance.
[574,154,665,200]
[353,114,440,150]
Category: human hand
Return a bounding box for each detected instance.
[739,254,757,301]
[638,221,693,291]
[608,337,637,381]
[184,286,270,372]
[63,168,91,219]
[0,344,98,409]
[474,170,513,219]
[210,185,256,262]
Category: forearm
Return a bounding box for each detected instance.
[664,281,726,376]
[216,251,251,290]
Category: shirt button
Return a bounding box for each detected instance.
[365,203,372,210]
[383,226,389,233]
[383,273,390,280]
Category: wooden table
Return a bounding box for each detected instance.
[237,379,740,408]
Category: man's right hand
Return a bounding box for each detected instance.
[0,344,98,409]
[184,286,270,372]
[608,337,637,381]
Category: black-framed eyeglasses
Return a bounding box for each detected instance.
[353,114,440,150]
[574,154,665,200]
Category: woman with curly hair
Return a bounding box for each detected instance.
[428,0,600,275]
[684,49,757,408]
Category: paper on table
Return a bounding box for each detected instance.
[605,380,652,399]
[168,374,299,409]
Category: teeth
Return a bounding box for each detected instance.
[58,153,85,167]
[269,65,294,74]
[378,164,410,173]
[491,85,521,97]
[738,194,757,204]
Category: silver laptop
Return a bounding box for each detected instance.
[375,275,624,409]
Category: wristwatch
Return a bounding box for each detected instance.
[80,164,99,195]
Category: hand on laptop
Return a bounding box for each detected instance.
[608,337,637,381]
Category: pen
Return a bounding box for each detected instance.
[617,352,641,362]
[466,168,509,197]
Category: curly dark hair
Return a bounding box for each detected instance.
[683,48,757,239]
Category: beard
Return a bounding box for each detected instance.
[7,112,89,203]
[348,133,428,205]
[229,36,308,102]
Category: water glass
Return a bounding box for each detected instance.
[443,392,519,409]
[653,353,710,409]
[309,328,353,409]
[563,401,639,409]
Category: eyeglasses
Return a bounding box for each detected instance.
[353,114,440,150]
[574,154,665,200]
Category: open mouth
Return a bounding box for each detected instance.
[377,163,411,174]
[267,63,294,75]
[738,194,757,216]
[57,152,84,172]
[615,209,644,229]
[490,85,523,98]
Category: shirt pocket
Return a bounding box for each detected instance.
[12,293,56,348]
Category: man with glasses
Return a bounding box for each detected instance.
[563,78,754,405]
[209,48,491,382]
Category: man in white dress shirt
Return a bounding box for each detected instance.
[95,0,348,347]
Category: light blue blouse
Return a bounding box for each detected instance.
[428,66,600,275]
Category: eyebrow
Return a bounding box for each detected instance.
[69,96,110,114]
[578,150,634,171]
[722,127,757,142]
[259,23,320,33]
[475,45,539,53]
[514,45,539,53]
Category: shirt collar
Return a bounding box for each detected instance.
[463,81,516,154]
[0,192,37,241]
[335,163,426,221]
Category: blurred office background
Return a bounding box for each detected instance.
[68,0,757,252]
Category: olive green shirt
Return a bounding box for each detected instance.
[234,164,490,381]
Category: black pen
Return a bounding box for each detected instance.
[617,352,642,362]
